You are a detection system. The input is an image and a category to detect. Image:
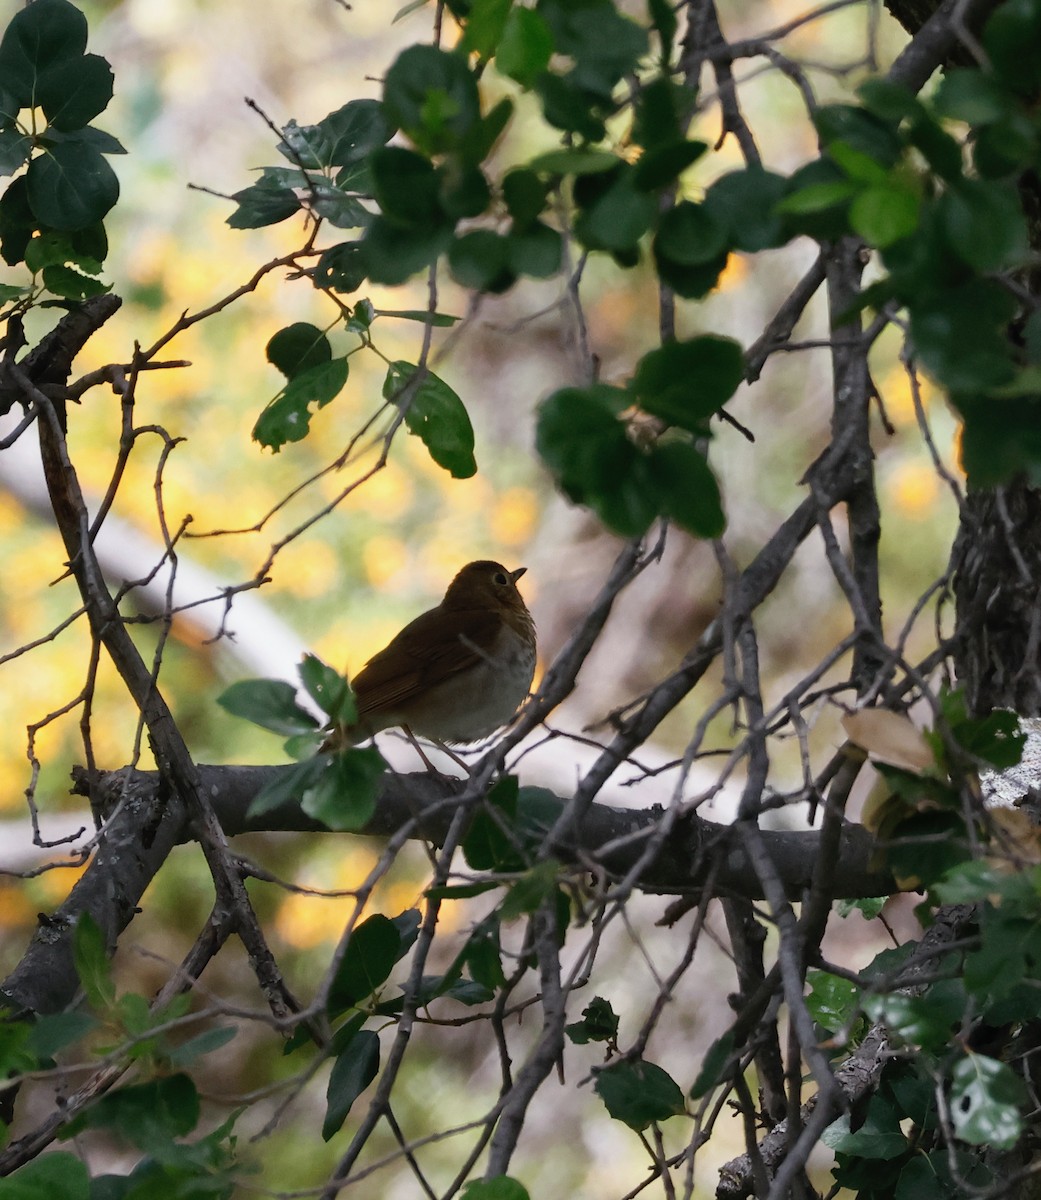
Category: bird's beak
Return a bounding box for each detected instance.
[510,566,527,583]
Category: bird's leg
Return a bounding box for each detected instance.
[402,726,470,774]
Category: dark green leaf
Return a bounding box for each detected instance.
[298,654,355,723]
[320,99,395,166]
[907,113,963,180]
[654,200,727,266]
[950,1053,1024,1149]
[536,384,657,537]
[632,75,683,150]
[649,441,725,538]
[538,0,647,92]
[822,1092,907,1159]
[502,168,548,227]
[80,1074,201,1149]
[861,990,960,1053]
[253,357,350,450]
[654,246,729,299]
[311,183,373,230]
[314,241,366,294]
[806,970,860,1034]
[909,280,1017,393]
[0,0,87,109]
[217,678,319,735]
[377,308,460,326]
[506,220,562,278]
[41,262,110,299]
[28,1011,97,1061]
[302,745,386,832]
[565,996,619,1045]
[690,1031,736,1098]
[958,395,1041,488]
[360,214,452,285]
[383,361,477,478]
[370,145,444,227]
[49,124,125,155]
[939,179,1028,272]
[633,336,745,430]
[169,1025,237,1067]
[328,914,402,1013]
[460,1177,530,1200]
[574,167,656,252]
[383,44,480,155]
[856,77,924,123]
[933,68,1013,124]
[0,128,30,177]
[461,0,515,58]
[814,103,901,166]
[594,1059,685,1130]
[527,147,618,176]
[246,757,328,819]
[703,167,789,251]
[0,1152,89,1199]
[463,775,523,871]
[25,141,119,230]
[322,1029,380,1140]
[73,912,114,1010]
[37,52,113,131]
[632,140,706,191]
[777,159,854,241]
[464,917,507,991]
[449,229,515,293]
[534,71,607,141]
[226,175,301,229]
[499,859,563,922]
[495,6,553,86]
[983,0,1041,95]
[266,323,332,380]
[438,162,491,220]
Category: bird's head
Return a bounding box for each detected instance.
[442,560,530,617]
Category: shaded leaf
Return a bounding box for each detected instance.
[322,1029,380,1140]
[302,745,386,832]
[217,678,319,736]
[594,1059,685,1130]
[383,361,477,478]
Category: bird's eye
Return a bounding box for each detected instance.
[493,571,508,586]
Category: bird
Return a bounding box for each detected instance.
[325,560,536,757]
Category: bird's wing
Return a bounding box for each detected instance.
[352,608,500,716]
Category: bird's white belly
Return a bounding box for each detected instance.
[393,626,536,743]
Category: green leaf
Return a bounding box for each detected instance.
[565,996,619,1045]
[805,969,859,1034]
[536,384,658,537]
[631,139,707,191]
[246,757,329,819]
[449,229,515,294]
[0,1152,89,1200]
[322,1029,380,1140]
[28,1011,97,1061]
[370,145,444,227]
[500,859,563,922]
[933,68,1013,125]
[79,1074,201,1149]
[266,323,332,380]
[314,241,366,294]
[253,357,350,451]
[689,1031,735,1098]
[527,148,619,176]
[861,991,961,1053]
[360,213,452,285]
[649,441,725,539]
[850,184,921,249]
[574,167,656,252]
[939,178,1028,272]
[25,141,119,230]
[506,221,562,279]
[318,99,395,166]
[0,0,88,109]
[302,745,386,832]
[594,1059,685,1130]
[814,103,902,166]
[310,183,373,230]
[463,775,523,871]
[41,263,110,299]
[383,44,480,156]
[654,201,727,266]
[908,280,1017,392]
[464,920,507,992]
[502,169,548,227]
[383,361,477,478]
[776,178,858,216]
[37,52,113,131]
[328,913,402,1013]
[461,0,515,58]
[822,1092,907,1159]
[496,7,553,86]
[461,1178,530,1200]
[950,1053,1024,1149]
[169,1024,237,1067]
[633,336,745,430]
[377,308,460,326]
[227,176,301,229]
[983,0,1041,95]
[298,654,355,723]
[73,912,115,1011]
[217,678,319,735]
[0,128,31,176]
[703,167,788,251]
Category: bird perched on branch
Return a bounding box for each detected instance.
[325,560,536,755]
